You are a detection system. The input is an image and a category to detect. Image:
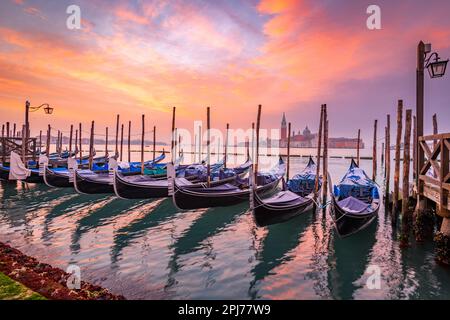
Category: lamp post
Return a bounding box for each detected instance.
[24,101,54,163]
[416,42,448,192]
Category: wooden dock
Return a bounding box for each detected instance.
[417,132,450,217]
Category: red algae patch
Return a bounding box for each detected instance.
[0,242,125,300]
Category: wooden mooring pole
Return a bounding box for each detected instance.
[386,114,391,199]
[69,125,73,156]
[323,116,329,205]
[141,115,145,174]
[357,129,360,166]
[413,116,417,182]
[46,125,51,156]
[206,107,211,187]
[105,127,109,158]
[153,125,156,161]
[401,109,412,246]
[314,105,324,199]
[120,124,124,161]
[128,121,131,162]
[393,100,403,219]
[39,130,42,154]
[224,123,229,169]
[433,113,438,149]
[254,105,262,185]
[1,124,5,164]
[78,123,82,162]
[88,121,94,170]
[21,125,26,166]
[74,130,78,155]
[373,119,378,181]
[286,122,291,181]
[114,115,119,158]
[384,127,387,178]
[171,107,176,164]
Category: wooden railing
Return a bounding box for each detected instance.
[0,137,37,163]
[419,133,450,217]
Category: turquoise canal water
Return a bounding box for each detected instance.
[1,155,450,299]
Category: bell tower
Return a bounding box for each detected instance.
[281,113,287,140]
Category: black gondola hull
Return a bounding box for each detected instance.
[330,195,378,237]
[44,167,73,188]
[252,192,315,227]
[74,171,114,194]
[114,173,169,199]
[173,178,280,210]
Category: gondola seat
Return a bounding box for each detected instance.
[260,190,307,207]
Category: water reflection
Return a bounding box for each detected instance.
[249,211,311,299]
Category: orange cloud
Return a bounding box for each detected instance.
[115,7,149,25]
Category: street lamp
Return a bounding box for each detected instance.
[425,52,449,78]
[24,100,54,155]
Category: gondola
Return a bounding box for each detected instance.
[113,158,251,199]
[172,157,284,210]
[330,158,380,237]
[251,156,319,226]
[75,154,217,195]
[43,152,135,188]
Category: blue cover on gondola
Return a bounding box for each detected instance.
[335,161,378,200]
[287,157,318,194]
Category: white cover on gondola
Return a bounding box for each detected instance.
[9,151,31,180]
[117,161,130,169]
[167,163,175,196]
[38,154,49,176]
[108,157,118,171]
[68,157,78,182]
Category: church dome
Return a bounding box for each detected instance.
[303,126,311,136]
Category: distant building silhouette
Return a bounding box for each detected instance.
[279,113,364,149]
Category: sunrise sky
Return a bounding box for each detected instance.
[0,0,449,144]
